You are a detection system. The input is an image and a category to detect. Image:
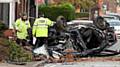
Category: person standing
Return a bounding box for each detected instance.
[32,13,53,58]
[15,13,31,46]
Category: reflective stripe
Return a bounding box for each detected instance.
[38,20,46,23]
[33,24,48,26]
[33,25,38,26]
[37,24,47,26]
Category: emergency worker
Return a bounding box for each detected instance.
[15,12,31,46]
[32,13,53,49]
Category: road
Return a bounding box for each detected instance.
[43,39,120,67]
[108,39,120,51]
[44,61,120,67]
[0,40,120,67]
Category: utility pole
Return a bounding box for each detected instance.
[35,0,39,18]
[35,0,44,18]
[28,0,30,19]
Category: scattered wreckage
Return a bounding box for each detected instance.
[3,17,119,64]
[33,19,118,63]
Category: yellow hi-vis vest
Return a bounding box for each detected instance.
[32,17,53,37]
[15,18,31,39]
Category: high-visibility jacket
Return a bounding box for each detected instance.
[15,18,31,39]
[32,17,53,37]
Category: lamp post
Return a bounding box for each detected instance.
[36,0,38,18]
[28,0,30,19]
[35,0,44,18]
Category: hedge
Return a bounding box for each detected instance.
[39,3,75,21]
[75,12,89,18]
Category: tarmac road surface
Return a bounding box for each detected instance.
[44,61,120,67]
[43,39,120,67]
[108,39,120,51]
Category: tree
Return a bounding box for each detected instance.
[54,0,98,10]
[52,0,98,19]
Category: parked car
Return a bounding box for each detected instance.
[106,12,120,20]
[102,15,119,21]
[107,20,120,38]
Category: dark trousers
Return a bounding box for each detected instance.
[16,38,26,46]
[34,37,47,49]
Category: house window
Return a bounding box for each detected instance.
[0,3,9,27]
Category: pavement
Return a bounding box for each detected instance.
[0,63,26,67]
[1,61,120,67]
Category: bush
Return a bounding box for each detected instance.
[8,40,32,62]
[0,21,8,36]
[39,3,75,21]
[75,12,89,18]
[0,21,7,31]
[0,38,10,61]
[0,38,32,63]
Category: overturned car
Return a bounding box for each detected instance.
[33,16,118,60]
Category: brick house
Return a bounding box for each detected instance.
[16,0,28,19]
[0,0,17,28]
[0,0,36,28]
[16,0,36,26]
[103,0,117,13]
[0,0,29,28]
